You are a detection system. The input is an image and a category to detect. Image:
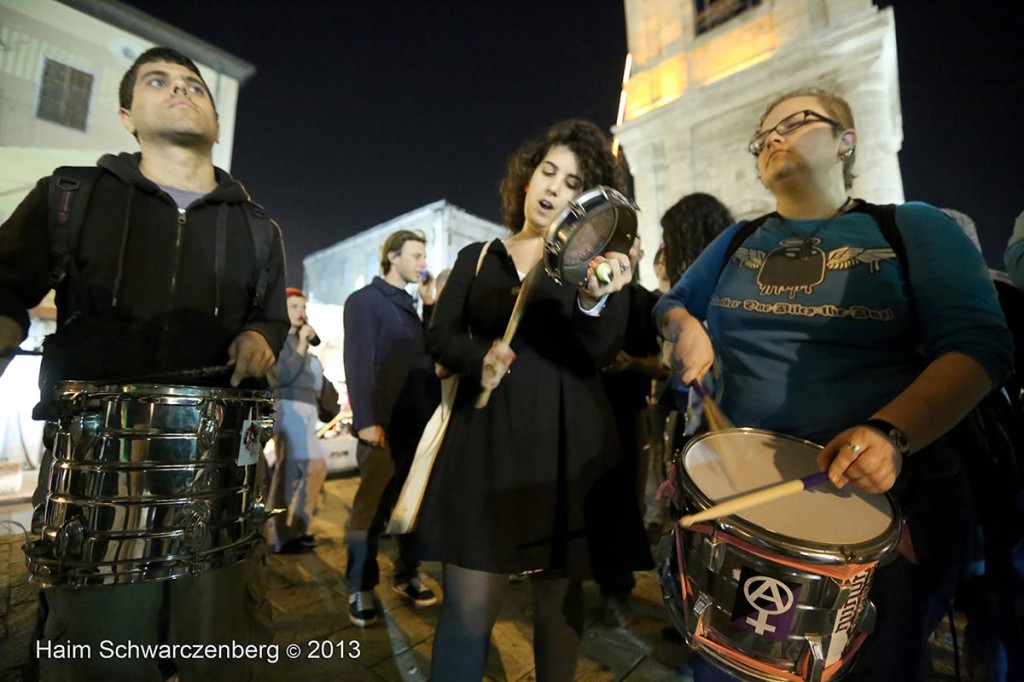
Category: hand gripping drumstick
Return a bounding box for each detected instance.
[679,471,830,527]
[475,266,539,409]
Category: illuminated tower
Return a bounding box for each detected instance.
[615,0,903,287]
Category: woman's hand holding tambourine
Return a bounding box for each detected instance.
[579,251,632,308]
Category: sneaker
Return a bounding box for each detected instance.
[392,576,438,607]
[348,591,378,627]
[298,533,316,547]
[602,593,634,628]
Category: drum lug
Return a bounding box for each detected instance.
[706,536,727,573]
[691,593,713,639]
[197,402,224,451]
[182,503,212,552]
[803,634,826,682]
[54,517,85,560]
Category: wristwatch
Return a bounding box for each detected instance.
[865,418,910,455]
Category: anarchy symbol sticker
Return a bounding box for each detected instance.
[730,566,802,641]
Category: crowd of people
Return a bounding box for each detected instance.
[0,46,1021,682]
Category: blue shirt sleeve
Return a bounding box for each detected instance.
[898,202,1013,386]
[652,222,745,329]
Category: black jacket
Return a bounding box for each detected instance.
[0,152,289,395]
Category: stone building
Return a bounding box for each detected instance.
[615,0,903,288]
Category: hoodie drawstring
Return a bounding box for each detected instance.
[111,184,135,308]
[214,204,227,317]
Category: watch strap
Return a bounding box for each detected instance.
[865,418,909,454]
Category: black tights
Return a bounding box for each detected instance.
[430,563,583,681]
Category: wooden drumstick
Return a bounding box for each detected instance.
[475,266,538,409]
[679,471,830,527]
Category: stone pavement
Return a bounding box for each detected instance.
[0,475,962,681]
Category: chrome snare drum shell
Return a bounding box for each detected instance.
[26,382,275,587]
[543,186,638,286]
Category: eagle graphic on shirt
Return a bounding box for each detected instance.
[734,238,897,298]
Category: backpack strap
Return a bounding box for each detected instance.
[847,201,907,277]
[720,200,908,279]
[242,201,276,314]
[47,167,101,289]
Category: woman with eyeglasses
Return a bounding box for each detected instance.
[654,87,1011,680]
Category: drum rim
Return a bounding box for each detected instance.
[679,427,901,564]
[58,380,273,401]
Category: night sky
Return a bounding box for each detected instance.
[118,0,1023,286]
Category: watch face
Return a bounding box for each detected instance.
[888,428,909,453]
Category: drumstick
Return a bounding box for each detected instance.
[679,471,830,527]
[475,266,538,409]
[689,380,733,431]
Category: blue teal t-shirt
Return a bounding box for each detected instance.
[653,202,1012,443]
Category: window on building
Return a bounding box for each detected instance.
[694,0,762,36]
[36,58,93,131]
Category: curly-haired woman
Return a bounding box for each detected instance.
[419,120,652,680]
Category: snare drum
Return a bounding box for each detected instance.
[543,185,638,287]
[26,382,274,587]
[659,428,900,681]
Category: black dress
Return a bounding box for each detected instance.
[418,240,653,579]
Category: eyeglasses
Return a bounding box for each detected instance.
[747,110,842,156]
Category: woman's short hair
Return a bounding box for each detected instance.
[758,86,857,189]
[380,229,426,274]
[660,193,734,284]
[499,120,627,233]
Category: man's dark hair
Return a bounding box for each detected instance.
[119,47,214,112]
[660,193,734,284]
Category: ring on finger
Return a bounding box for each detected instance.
[844,441,863,455]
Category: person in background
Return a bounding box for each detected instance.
[266,287,328,554]
[644,194,734,546]
[596,236,663,627]
[420,119,651,681]
[652,246,671,295]
[342,230,440,627]
[655,87,1011,681]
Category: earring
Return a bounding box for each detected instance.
[841,148,854,160]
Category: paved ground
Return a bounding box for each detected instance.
[1,474,962,681]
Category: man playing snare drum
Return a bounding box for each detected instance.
[0,47,288,679]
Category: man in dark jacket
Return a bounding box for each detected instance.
[343,229,440,627]
[0,47,287,680]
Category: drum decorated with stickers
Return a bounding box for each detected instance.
[26,382,274,587]
[659,428,900,682]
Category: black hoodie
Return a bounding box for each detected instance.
[0,152,289,396]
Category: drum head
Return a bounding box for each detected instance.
[682,429,896,549]
[543,186,637,286]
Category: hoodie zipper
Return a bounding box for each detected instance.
[158,209,188,358]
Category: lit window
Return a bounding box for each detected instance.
[36,58,93,132]
[694,0,762,36]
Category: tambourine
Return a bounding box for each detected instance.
[542,186,639,287]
